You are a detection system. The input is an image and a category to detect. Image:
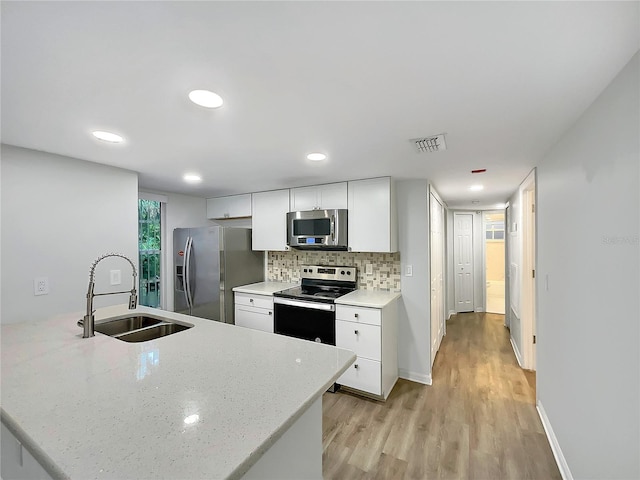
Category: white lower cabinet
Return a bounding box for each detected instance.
[234,293,274,333]
[1,422,53,480]
[337,355,383,396]
[335,301,398,400]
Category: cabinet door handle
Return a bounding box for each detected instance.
[268,311,272,316]
[354,364,359,369]
[354,313,359,318]
[354,330,359,335]
[249,298,254,303]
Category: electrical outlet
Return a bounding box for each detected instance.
[405,265,413,277]
[365,264,373,275]
[34,277,49,296]
[110,269,122,286]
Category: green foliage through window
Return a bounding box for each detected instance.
[139,199,161,308]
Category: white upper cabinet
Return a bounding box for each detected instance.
[251,189,290,251]
[348,177,398,253]
[289,182,348,211]
[206,194,252,219]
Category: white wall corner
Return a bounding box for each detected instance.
[537,401,574,480]
[399,369,432,385]
[510,337,523,368]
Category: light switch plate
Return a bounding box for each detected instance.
[405,265,413,277]
[365,264,373,275]
[110,269,122,285]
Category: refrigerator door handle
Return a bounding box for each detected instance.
[184,236,194,311]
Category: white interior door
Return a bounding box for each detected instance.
[454,213,474,312]
[430,193,445,366]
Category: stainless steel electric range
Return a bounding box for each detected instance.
[273,265,357,345]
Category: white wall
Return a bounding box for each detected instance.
[1,145,138,324]
[536,52,639,479]
[396,180,431,384]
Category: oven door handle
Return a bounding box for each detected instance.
[273,297,336,312]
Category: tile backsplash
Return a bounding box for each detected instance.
[267,251,401,292]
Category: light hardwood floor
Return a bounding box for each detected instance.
[322,312,561,479]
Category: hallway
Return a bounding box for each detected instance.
[322,312,561,479]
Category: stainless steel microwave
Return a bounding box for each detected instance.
[286,209,348,250]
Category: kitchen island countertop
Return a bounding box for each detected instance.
[1,304,355,479]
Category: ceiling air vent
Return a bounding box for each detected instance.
[411,134,447,153]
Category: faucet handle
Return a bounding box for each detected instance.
[129,293,138,309]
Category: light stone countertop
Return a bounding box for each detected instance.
[1,304,355,480]
[232,281,298,295]
[335,290,401,308]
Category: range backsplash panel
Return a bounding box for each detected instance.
[267,251,401,292]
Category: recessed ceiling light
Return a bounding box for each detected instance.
[183,173,202,184]
[184,414,199,425]
[92,131,124,143]
[306,153,327,161]
[469,184,484,191]
[188,90,223,109]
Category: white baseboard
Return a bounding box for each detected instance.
[474,307,485,312]
[399,369,432,385]
[510,337,523,367]
[447,310,456,320]
[536,401,573,480]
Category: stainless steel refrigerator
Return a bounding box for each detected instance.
[173,226,264,323]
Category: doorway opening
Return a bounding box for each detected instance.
[484,211,505,314]
[138,199,161,308]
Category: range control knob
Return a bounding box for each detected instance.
[340,270,345,275]
[309,269,313,273]
[347,271,351,275]
[303,268,308,273]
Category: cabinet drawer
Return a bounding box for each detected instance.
[235,293,273,310]
[235,306,274,333]
[336,320,381,361]
[337,356,381,396]
[336,305,381,326]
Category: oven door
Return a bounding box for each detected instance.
[273,297,336,345]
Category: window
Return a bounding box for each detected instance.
[138,199,161,307]
[485,220,505,240]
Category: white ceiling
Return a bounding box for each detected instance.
[2,1,638,209]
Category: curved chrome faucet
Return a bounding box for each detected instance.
[82,253,138,338]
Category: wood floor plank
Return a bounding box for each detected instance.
[322,312,561,479]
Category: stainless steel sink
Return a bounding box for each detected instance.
[115,323,191,343]
[89,314,193,342]
[94,316,163,336]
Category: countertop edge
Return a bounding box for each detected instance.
[232,282,297,295]
[227,350,356,480]
[1,410,69,480]
[334,291,402,308]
